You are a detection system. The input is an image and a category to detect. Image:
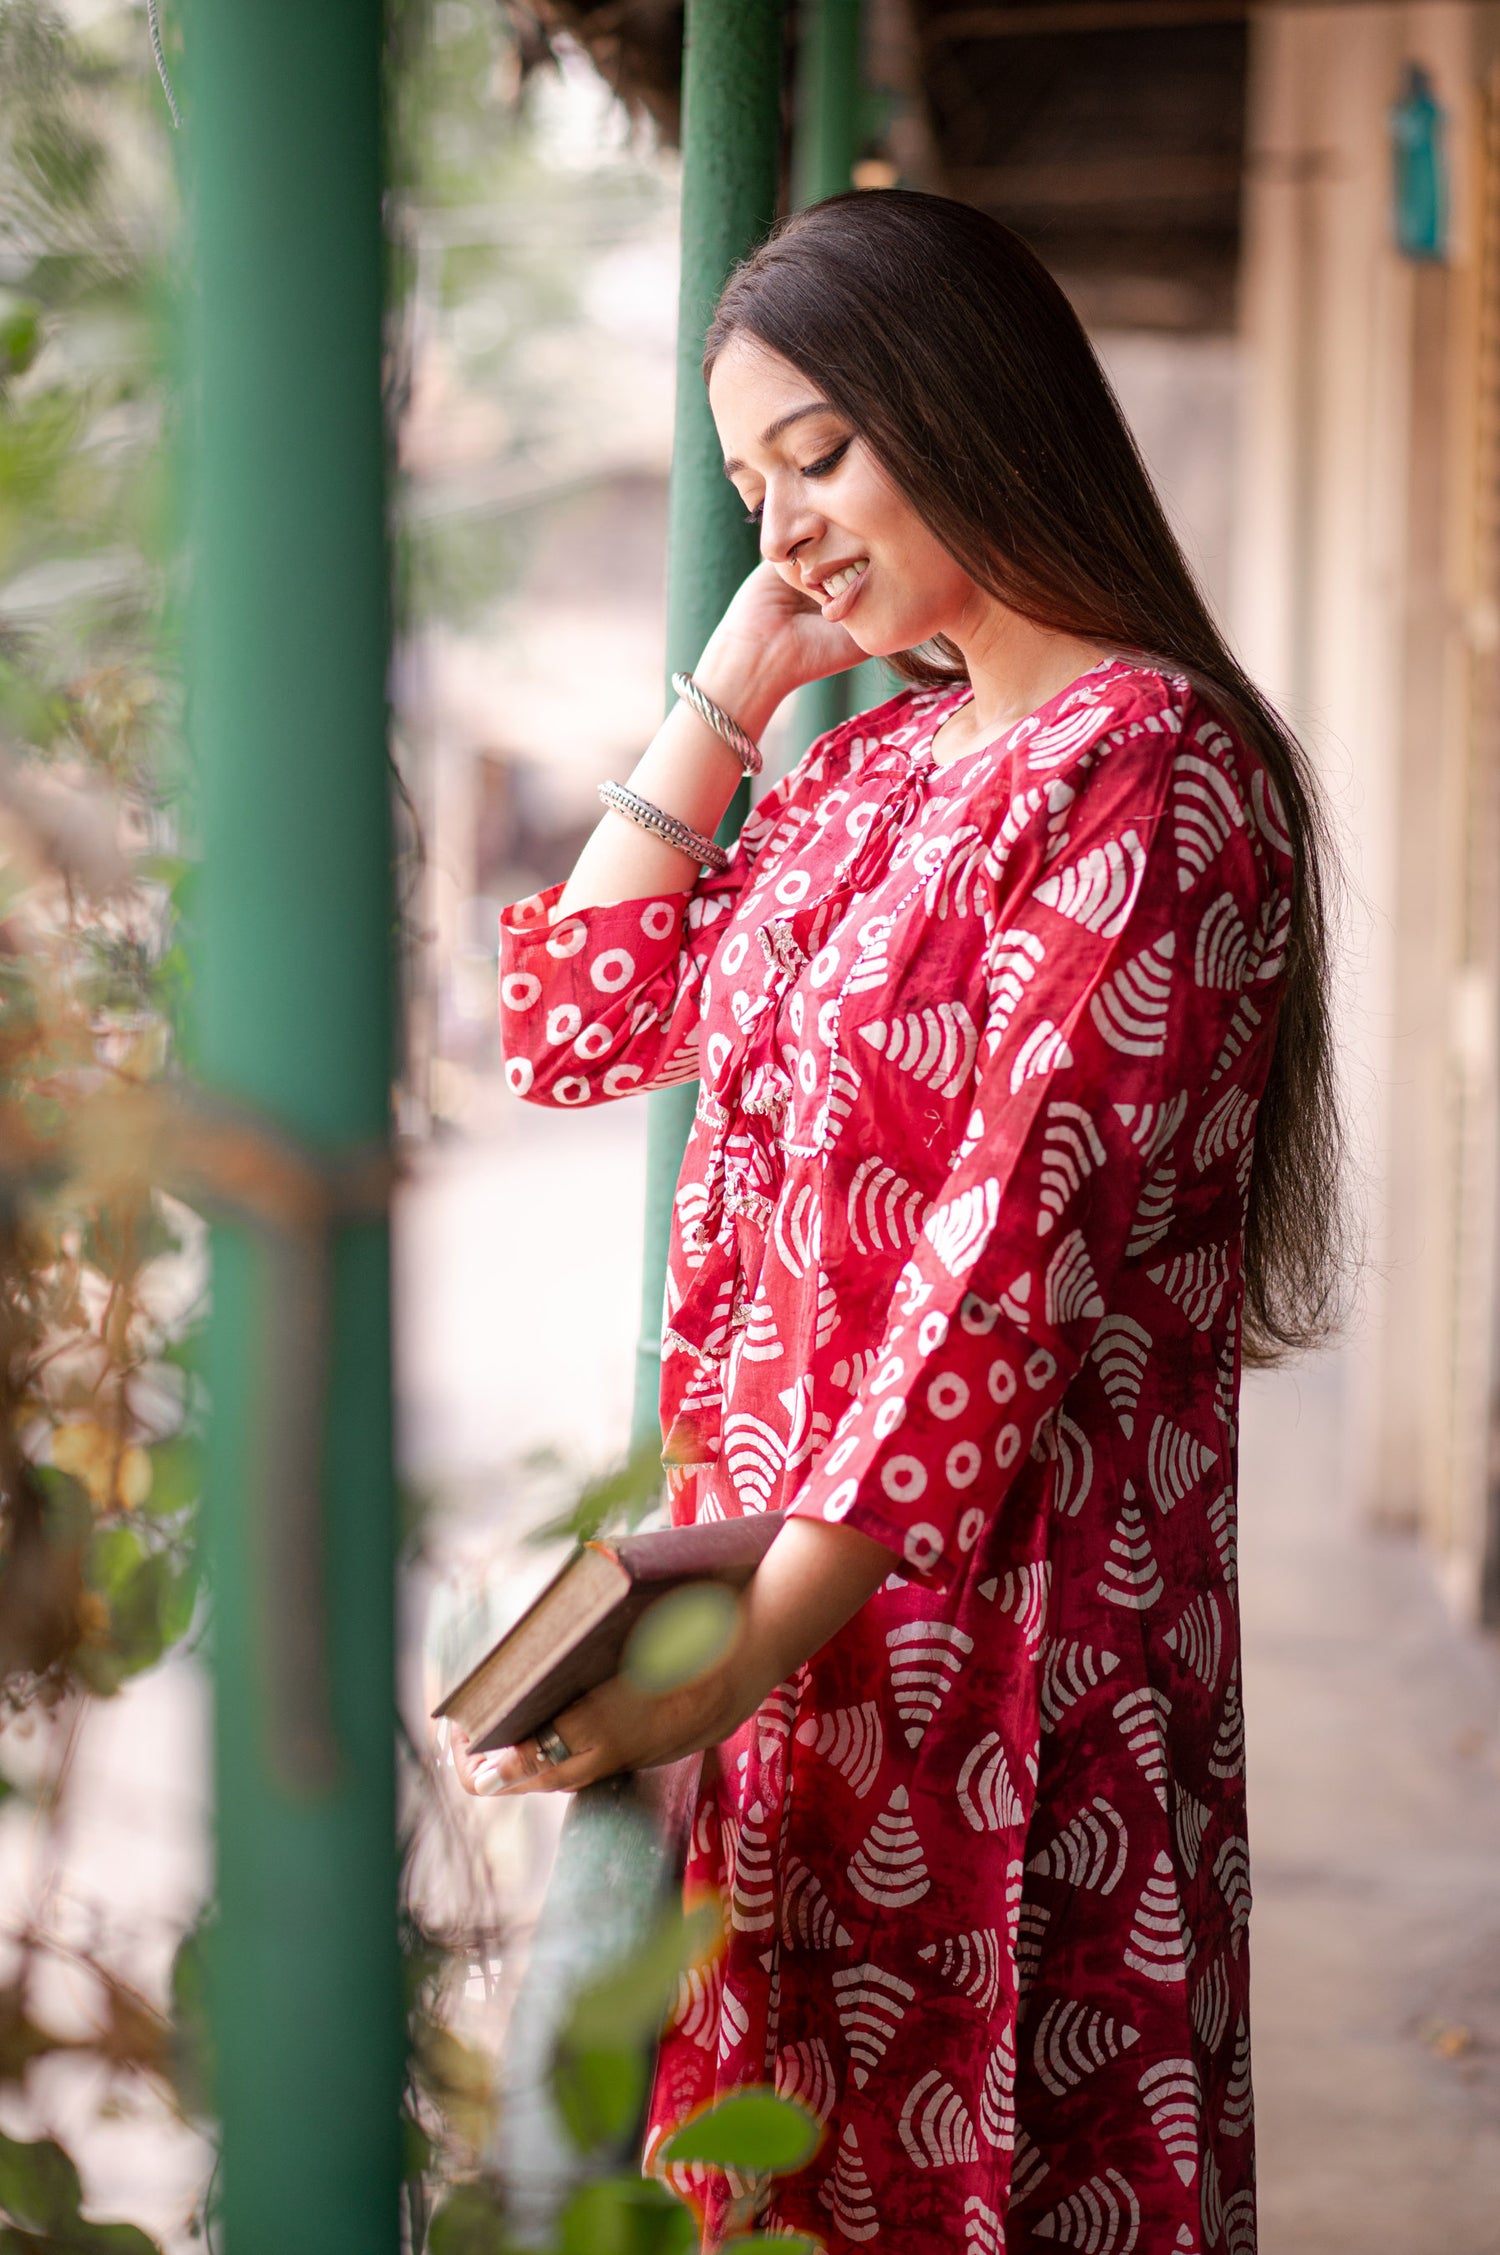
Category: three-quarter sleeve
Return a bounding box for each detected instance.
[787,705,1286,1586]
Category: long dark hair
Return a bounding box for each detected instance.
[706,189,1344,1364]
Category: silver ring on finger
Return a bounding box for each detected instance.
[535,1721,572,1767]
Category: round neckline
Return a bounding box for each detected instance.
[913,653,1134,777]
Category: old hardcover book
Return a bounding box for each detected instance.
[432,1512,785,1754]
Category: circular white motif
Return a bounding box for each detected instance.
[705,1032,732,1079]
[1025,1348,1058,1390]
[845,801,876,842]
[500,972,540,1012]
[946,1440,981,1488]
[546,920,586,958]
[720,932,749,975]
[810,943,841,988]
[798,1049,819,1093]
[904,1522,943,1572]
[872,1397,906,1440]
[917,1312,950,1357]
[788,993,805,1036]
[817,1000,840,1046]
[958,1506,985,1553]
[775,870,811,907]
[994,1424,1022,1469]
[986,1358,1018,1405]
[824,1479,859,1521]
[553,1075,590,1106]
[546,1004,582,1044]
[590,947,636,994]
[882,1455,928,1503]
[603,1062,642,1095]
[640,900,676,941]
[960,1293,1000,1336]
[574,1021,613,1060]
[823,1436,858,1477]
[927,1372,969,1421]
[505,1057,534,1095]
[870,1355,905,1396]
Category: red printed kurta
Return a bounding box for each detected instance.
[499,660,1283,2253]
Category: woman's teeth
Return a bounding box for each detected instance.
[822,561,868,597]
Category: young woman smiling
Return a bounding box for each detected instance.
[463,191,1342,2252]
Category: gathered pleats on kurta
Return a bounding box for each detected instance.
[500,662,1280,2253]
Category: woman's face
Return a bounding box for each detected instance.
[708,333,983,657]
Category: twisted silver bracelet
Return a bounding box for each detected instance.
[597,780,730,872]
[671,671,763,776]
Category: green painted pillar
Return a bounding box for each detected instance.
[633,0,786,1443]
[188,2,401,2249]
[788,0,865,760]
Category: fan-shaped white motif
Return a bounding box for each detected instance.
[923,822,988,919]
[796,1700,884,1797]
[1000,1270,1034,1329]
[775,2036,838,2125]
[730,1799,776,1932]
[771,1180,821,1280]
[859,1001,978,1098]
[1028,1796,1129,1893]
[1037,2155,1141,2245]
[1032,828,1146,937]
[1091,1316,1151,1436]
[716,1980,750,2062]
[848,1785,930,1907]
[830,1347,875,1392]
[846,912,895,995]
[1166,1591,1224,1690]
[1172,1784,1212,1878]
[1045,1228,1105,1325]
[976,1559,1052,1645]
[1201,2149,1224,2249]
[1138,2055,1202,2184]
[987,926,1046,1047]
[1190,1957,1231,2051]
[832,1961,915,2087]
[1214,1835,1252,1956]
[1124,1851,1194,1983]
[1220,2015,1253,2137]
[1006,2133,1048,2210]
[1016,1902,1050,2015]
[848,1155,928,1254]
[918,1926,1003,2014]
[724,1412,785,1512]
[780,1856,852,1951]
[1207,1485,1238,1581]
[739,1280,784,1363]
[1251,764,1292,856]
[1194,1086,1258,1174]
[887,1619,973,1745]
[898,2067,980,2168]
[818,2123,879,2243]
[1251,892,1291,982]
[815,1052,863,1146]
[1114,1089,1187,1160]
[1033,2000,1141,2103]
[965,2193,1006,2253]
[1091,931,1176,1057]
[1038,1102,1108,1235]
[1040,1638,1120,1731]
[1147,1414,1218,1512]
[1173,749,1246,888]
[1126,1162,1176,1258]
[1113,1685,1171,1809]
[923,1178,1000,1278]
[1194,891,1251,989]
[978,2031,1017,2150]
[814,1266,839,1349]
[671,1953,723,2050]
[1010,1016,1075,1093]
[1210,1663,1245,1778]
[1098,1502,1164,1610]
[1223,2188,1257,2255]
[957,1731,1026,1831]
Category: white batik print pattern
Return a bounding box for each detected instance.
[498,663,1280,2250]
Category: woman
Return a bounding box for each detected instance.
[459,191,1341,2252]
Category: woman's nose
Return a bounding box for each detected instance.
[758,482,824,570]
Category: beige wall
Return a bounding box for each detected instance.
[1235,2,1500,1617]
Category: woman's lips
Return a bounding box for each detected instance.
[817,560,869,625]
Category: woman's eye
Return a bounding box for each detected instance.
[802,437,852,480]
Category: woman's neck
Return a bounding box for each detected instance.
[931,599,1113,766]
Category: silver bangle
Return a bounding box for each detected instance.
[672,671,763,776]
[598,779,730,872]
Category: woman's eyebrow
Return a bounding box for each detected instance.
[722,400,836,479]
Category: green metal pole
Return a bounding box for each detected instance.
[788,0,865,759]
[188,3,401,2250]
[632,0,785,1444]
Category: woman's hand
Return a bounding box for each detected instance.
[448,1517,897,1800]
[695,561,870,740]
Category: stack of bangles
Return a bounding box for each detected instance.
[596,671,763,874]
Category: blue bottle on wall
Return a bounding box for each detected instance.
[1391,63,1447,262]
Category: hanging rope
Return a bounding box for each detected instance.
[145,0,181,131]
